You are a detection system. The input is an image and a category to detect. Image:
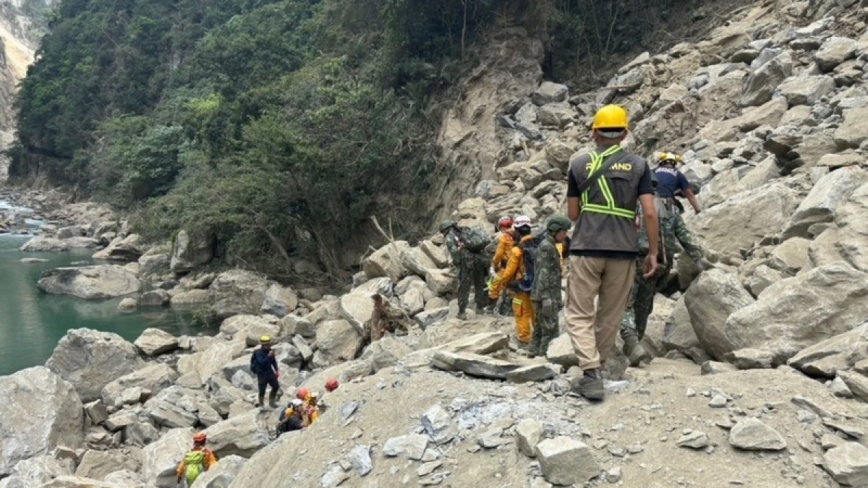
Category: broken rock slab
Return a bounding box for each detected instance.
[430,351,518,380]
[535,437,599,486]
[506,363,560,383]
[516,419,545,458]
[725,348,775,370]
[421,405,457,446]
[728,418,787,451]
[133,328,179,356]
[383,434,429,460]
[787,323,868,378]
[823,442,868,487]
[677,431,710,449]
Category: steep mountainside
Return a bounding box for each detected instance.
[0,0,53,180]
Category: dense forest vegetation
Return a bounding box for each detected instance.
[9,0,686,285]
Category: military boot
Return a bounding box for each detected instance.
[268,389,278,408]
[623,335,651,367]
[257,394,265,409]
[571,368,604,401]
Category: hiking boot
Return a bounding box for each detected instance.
[457,312,467,320]
[257,395,265,407]
[623,336,651,367]
[571,369,604,401]
[268,392,278,408]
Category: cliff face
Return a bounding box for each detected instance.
[0,0,53,181]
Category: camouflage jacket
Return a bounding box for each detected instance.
[445,229,464,265]
[636,195,702,263]
[530,234,563,307]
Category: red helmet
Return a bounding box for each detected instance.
[325,379,339,392]
[193,432,207,443]
[296,387,310,400]
[497,216,513,230]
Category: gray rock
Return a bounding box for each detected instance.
[320,465,349,488]
[204,410,270,458]
[37,265,141,299]
[142,427,192,488]
[537,102,576,129]
[315,319,364,367]
[143,386,201,428]
[363,241,410,283]
[75,449,137,481]
[701,361,739,375]
[477,427,509,449]
[777,75,835,106]
[140,289,170,307]
[725,263,868,365]
[823,442,868,487]
[103,470,146,487]
[726,348,775,370]
[0,367,84,476]
[685,270,755,361]
[189,454,247,488]
[102,363,177,408]
[788,324,868,378]
[383,434,429,460]
[431,351,518,380]
[138,253,169,276]
[534,437,599,486]
[728,418,787,451]
[834,106,868,149]
[134,328,179,356]
[838,371,868,404]
[831,376,855,399]
[36,475,120,487]
[118,297,137,311]
[506,363,559,383]
[439,332,509,355]
[531,82,569,106]
[421,405,456,445]
[677,431,710,449]
[782,166,867,239]
[260,284,298,318]
[0,456,73,488]
[401,246,438,277]
[740,51,793,106]
[170,229,214,274]
[92,234,145,261]
[280,315,316,338]
[516,419,545,458]
[104,411,138,432]
[346,445,372,476]
[46,328,144,402]
[207,270,271,320]
[709,395,728,408]
[414,307,450,329]
[546,333,578,367]
[84,400,109,425]
[339,293,374,335]
[815,36,857,72]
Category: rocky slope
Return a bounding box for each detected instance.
[4,0,868,487]
[0,0,53,181]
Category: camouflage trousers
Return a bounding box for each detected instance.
[620,256,672,342]
[531,300,560,357]
[458,254,489,314]
[665,211,703,263]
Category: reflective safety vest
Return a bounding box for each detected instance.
[581,145,636,220]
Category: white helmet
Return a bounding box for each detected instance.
[514,215,532,229]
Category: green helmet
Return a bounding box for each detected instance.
[546,214,572,233]
[439,220,456,233]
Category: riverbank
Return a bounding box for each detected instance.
[0,188,205,375]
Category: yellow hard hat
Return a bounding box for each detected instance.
[260,335,271,344]
[592,105,629,131]
[658,152,682,165]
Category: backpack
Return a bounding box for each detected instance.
[250,349,270,376]
[460,227,491,253]
[183,450,207,485]
[510,231,546,293]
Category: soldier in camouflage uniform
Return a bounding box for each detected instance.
[529,215,572,357]
[441,220,489,320]
[620,172,708,366]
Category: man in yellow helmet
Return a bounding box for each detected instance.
[250,335,280,408]
[564,104,658,402]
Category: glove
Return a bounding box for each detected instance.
[541,299,554,316]
[275,371,281,379]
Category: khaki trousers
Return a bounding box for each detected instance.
[565,256,635,370]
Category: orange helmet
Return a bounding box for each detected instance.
[193,432,207,443]
[325,379,339,392]
[296,387,310,400]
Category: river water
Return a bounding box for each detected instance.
[0,198,203,376]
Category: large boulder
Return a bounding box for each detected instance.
[0,367,85,476]
[207,270,271,319]
[725,262,868,365]
[259,284,298,318]
[142,427,193,488]
[684,269,755,361]
[170,230,214,274]
[691,184,800,258]
[776,75,835,106]
[531,81,569,105]
[834,105,868,149]
[190,454,247,488]
[92,234,145,261]
[315,319,364,366]
[0,456,72,487]
[401,246,438,277]
[204,411,270,458]
[46,328,144,402]
[788,323,868,378]
[134,328,179,356]
[339,293,374,335]
[101,363,179,408]
[362,241,410,283]
[782,167,868,239]
[814,36,857,72]
[37,265,141,299]
[143,386,202,428]
[75,449,138,481]
[740,51,793,106]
